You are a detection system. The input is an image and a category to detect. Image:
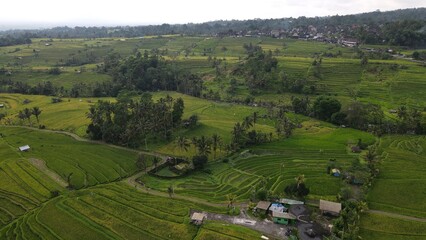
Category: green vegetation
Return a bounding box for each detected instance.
[0,183,230,240]
[1,30,426,239]
[195,221,262,240]
[0,127,141,189]
[140,120,375,202]
[360,213,426,240]
[367,135,426,218]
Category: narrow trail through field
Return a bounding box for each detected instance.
[28,158,68,188]
[368,210,426,223]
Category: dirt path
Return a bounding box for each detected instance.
[28,158,68,188]
[368,210,426,223]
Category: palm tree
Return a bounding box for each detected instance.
[397,105,408,120]
[17,110,26,124]
[226,193,237,209]
[191,136,198,147]
[196,136,211,157]
[295,174,306,188]
[252,112,258,129]
[231,122,246,148]
[242,116,253,130]
[167,185,174,198]
[23,108,32,127]
[211,134,222,160]
[32,107,42,124]
[176,136,190,153]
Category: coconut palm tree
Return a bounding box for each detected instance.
[196,136,211,157]
[242,116,253,130]
[211,134,222,160]
[23,108,32,127]
[17,110,26,124]
[253,111,258,129]
[167,184,174,198]
[176,136,190,153]
[32,107,42,124]
[226,193,237,209]
[295,174,306,188]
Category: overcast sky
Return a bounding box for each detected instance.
[1,0,425,29]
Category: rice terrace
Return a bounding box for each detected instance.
[1,4,426,240]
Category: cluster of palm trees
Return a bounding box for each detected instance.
[176,133,223,159]
[231,112,275,150]
[17,107,42,127]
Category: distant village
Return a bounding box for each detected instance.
[215,24,383,48]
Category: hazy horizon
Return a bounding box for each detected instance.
[1,0,425,31]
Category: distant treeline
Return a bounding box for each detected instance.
[0,52,203,98]
[0,35,31,47]
[1,8,425,47]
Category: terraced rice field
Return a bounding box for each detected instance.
[360,212,426,240]
[0,130,63,230]
[367,135,426,218]
[140,120,375,202]
[0,183,244,240]
[0,127,141,189]
[359,135,426,239]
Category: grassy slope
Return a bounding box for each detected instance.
[0,126,140,189]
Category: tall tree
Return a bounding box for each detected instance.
[196,136,211,157]
[295,174,306,188]
[23,108,32,127]
[211,134,222,160]
[252,112,258,129]
[226,193,237,209]
[167,185,174,198]
[32,107,42,124]
[176,136,190,153]
[17,111,26,124]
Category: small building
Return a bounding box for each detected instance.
[190,212,207,225]
[0,103,4,108]
[280,198,304,208]
[255,201,271,214]
[269,203,287,214]
[272,211,297,225]
[331,168,341,177]
[319,200,342,216]
[19,145,30,152]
